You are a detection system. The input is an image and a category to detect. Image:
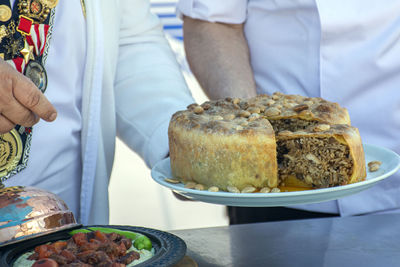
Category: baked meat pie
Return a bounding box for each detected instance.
[168,93,366,192]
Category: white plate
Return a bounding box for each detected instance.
[151,144,400,207]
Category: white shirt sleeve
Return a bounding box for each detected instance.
[177,0,247,24]
[115,0,194,168]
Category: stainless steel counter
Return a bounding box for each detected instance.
[171,214,400,267]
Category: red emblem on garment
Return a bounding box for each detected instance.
[30,1,42,14]
[17,16,33,35]
[11,57,25,73]
[26,24,49,56]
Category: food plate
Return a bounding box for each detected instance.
[151,144,400,206]
[0,225,187,267]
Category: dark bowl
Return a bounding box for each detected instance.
[1,225,187,267]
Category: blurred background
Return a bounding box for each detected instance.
[108,0,229,230]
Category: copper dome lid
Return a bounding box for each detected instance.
[0,186,80,248]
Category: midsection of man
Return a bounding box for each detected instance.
[4,0,87,221]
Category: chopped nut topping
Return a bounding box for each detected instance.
[293,104,309,112]
[187,103,198,110]
[266,99,275,106]
[165,178,180,184]
[224,114,236,120]
[368,161,382,172]
[241,186,256,193]
[264,107,281,116]
[316,104,332,112]
[232,98,240,105]
[184,182,197,189]
[195,184,205,190]
[284,102,297,109]
[247,107,261,114]
[233,104,241,109]
[239,101,249,110]
[227,186,240,193]
[248,113,260,122]
[239,110,251,118]
[202,103,211,110]
[272,94,280,100]
[208,186,219,192]
[193,106,204,114]
[260,187,271,193]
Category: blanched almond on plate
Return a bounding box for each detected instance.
[165,178,180,184]
[368,161,382,172]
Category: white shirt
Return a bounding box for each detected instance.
[5,0,86,221]
[178,0,400,216]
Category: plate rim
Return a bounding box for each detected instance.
[151,143,400,201]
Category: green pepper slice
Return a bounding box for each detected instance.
[68,228,91,235]
[134,235,152,251]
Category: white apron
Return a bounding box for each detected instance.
[178,0,400,216]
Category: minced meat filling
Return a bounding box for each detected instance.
[269,119,319,132]
[277,137,354,187]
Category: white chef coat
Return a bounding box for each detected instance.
[4,0,86,221]
[178,0,400,216]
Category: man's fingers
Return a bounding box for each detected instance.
[12,75,57,122]
[0,60,56,128]
[2,106,39,127]
[0,74,39,127]
[0,115,16,134]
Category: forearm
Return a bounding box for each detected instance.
[183,16,257,100]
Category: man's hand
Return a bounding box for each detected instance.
[0,60,57,134]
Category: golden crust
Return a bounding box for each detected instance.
[169,99,278,191]
[169,125,278,190]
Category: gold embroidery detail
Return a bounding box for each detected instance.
[0,5,12,22]
[18,0,57,23]
[0,25,7,43]
[0,185,24,196]
[0,129,23,178]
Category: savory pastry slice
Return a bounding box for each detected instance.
[276,124,366,189]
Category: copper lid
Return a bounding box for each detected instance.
[0,186,80,248]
